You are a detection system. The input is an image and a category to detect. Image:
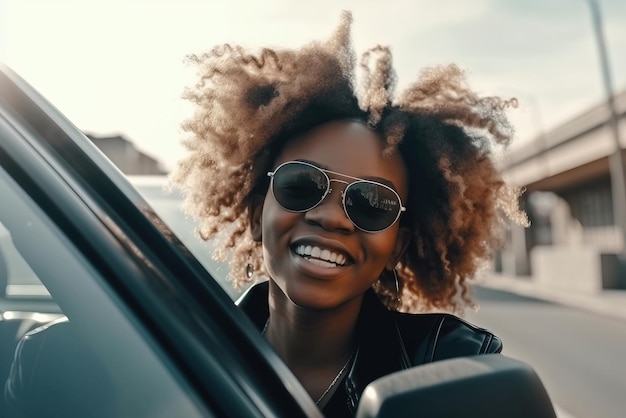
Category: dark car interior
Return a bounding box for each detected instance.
[2,316,118,418]
[0,248,49,377]
[0,198,203,418]
[0,233,68,416]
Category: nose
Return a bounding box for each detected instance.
[304,184,354,233]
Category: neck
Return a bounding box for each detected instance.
[265,280,360,363]
[265,280,361,401]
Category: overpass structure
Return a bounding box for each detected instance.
[496,90,626,292]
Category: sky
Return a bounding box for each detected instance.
[1,0,625,172]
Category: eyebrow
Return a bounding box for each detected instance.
[296,159,398,190]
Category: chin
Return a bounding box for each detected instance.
[288,292,337,310]
[280,282,338,309]
[285,282,363,311]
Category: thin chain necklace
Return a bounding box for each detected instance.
[261,319,356,405]
[314,349,355,405]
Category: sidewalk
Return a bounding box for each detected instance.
[476,273,626,322]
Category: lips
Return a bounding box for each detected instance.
[293,244,349,267]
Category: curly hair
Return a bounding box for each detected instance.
[170,11,527,314]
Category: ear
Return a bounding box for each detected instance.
[386,226,411,270]
[249,195,264,242]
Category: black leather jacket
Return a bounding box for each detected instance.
[237,281,503,417]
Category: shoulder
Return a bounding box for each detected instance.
[235,280,269,306]
[392,311,503,365]
[235,281,270,330]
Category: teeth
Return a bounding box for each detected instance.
[308,258,337,268]
[321,249,331,260]
[295,245,347,266]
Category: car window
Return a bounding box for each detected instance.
[0,63,320,418]
[127,175,238,299]
[0,166,210,417]
[0,222,49,298]
[0,174,239,301]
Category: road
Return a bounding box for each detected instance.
[465,286,626,418]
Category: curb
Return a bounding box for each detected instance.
[475,274,626,322]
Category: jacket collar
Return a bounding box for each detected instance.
[344,287,409,409]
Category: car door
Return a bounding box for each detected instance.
[0,64,321,418]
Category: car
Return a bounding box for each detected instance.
[0,64,556,418]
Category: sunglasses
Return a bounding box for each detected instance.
[267,161,406,233]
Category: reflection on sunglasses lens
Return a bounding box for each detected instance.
[272,162,401,232]
[345,184,398,231]
[274,164,327,211]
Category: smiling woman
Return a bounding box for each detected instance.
[170,10,529,417]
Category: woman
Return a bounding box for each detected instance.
[172,11,527,417]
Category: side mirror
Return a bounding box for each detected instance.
[356,354,557,418]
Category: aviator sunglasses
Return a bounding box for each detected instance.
[267,161,406,233]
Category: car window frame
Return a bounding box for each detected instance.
[0,64,321,418]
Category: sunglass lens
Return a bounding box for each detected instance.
[344,182,401,231]
[272,163,328,211]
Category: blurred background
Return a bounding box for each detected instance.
[2,1,625,417]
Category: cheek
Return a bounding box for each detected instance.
[364,229,399,266]
[260,204,306,290]
[260,197,300,267]
[261,196,297,241]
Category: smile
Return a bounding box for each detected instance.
[294,244,348,267]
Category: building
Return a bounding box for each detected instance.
[86,134,166,175]
[497,90,626,292]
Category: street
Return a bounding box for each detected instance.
[466,287,626,418]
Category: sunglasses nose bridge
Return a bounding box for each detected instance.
[327,178,350,201]
[303,178,354,230]
[328,178,349,187]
